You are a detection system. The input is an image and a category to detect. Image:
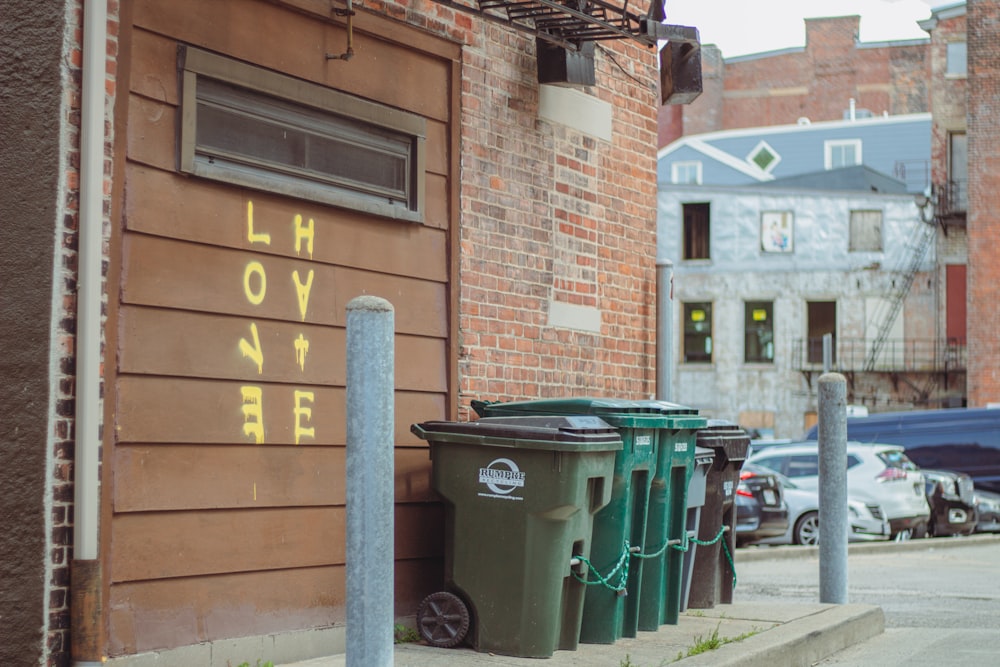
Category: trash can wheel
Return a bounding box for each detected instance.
[416,591,470,648]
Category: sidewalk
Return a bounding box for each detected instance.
[278,601,884,667]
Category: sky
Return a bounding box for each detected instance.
[663,0,947,59]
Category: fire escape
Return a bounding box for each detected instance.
[795,190,967,408]
[431,0,702,102]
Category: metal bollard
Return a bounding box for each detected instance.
[346,296,395,667]
[817,373,848,604]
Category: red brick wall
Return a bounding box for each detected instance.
[967,0,1000,405]
[662,16,930,147]
[49,2,120,663]
[457,25,661,417]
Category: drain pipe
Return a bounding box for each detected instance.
[70,0,107,665]
[656,259,674,401]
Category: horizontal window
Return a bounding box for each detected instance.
[180,47,426,222]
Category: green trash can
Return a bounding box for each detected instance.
[473,398,706,640]
[412,415,621,658]
[634,401,707,629]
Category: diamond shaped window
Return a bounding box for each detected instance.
[747,141,781,174]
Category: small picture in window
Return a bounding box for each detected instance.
[761,211,793,253]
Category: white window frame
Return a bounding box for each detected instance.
[671,160,703,185]
[824,139,862,170]
[746,140,781,174]
[946,41,967,78]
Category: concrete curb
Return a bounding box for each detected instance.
[736,532,1000,563]
[680,604,884,667]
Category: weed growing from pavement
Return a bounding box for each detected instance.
[232,661,274,667]
[620,654,669,667]
[671,623,763,662]
[394,623,420,643]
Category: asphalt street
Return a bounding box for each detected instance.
[735,537,1000,665]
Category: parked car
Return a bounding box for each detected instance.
[803,407,1000,494]
[922,469,977,537]
[734,463,789,547]
[974,489,1000,533]
[749,470,890,546]
[748,442,931,540]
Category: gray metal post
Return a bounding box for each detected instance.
[822,333,833,374]
[656,259,674,401]
[346,296,395,667]
[817,373,848,604]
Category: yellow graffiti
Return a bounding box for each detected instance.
[244,261,267,305]
[294,333,310,371]
[292,269,314,321]
[293,390,316,445]
[246,201,271,245]
[294,214,315,259]
[238,322,264,374]
[240,386,265,444]
[253,482,257,501]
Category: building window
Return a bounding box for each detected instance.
[849,210,883,252]
[745,301,774,363]
[761,211,793,253]
[946,42,967,77]
[949,132,968,212]
[824,139,862,170]
[807,301,837,364]
[683,302,712,363]
[747,141,781,173]
[683,202,710,260]
[671,161,703,184]
[179,47,426,222]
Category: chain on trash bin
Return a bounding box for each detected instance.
[571,541,634,594]
[572,527,737,593]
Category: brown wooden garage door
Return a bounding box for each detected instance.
[106,0,458,655]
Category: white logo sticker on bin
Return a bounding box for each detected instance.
[478,457,525,501]
[723,480,734,498]
[636,435,652,447]
[675,441,688,452]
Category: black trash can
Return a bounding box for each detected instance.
[687,421,749,609]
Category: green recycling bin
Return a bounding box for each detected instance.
[412,415,621,658]
[633,401,707,629]
[473,398,706,640]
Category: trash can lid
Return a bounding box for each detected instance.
[694,446,715,465]
[471,397,700,429]
[695,420,751,464]
[412,415,624,452]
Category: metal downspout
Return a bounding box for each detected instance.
[71,1,107,665]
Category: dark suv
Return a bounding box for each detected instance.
[803,408,1000,494]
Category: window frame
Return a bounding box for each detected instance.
[824,139,862,170]
[946,41,967,78]
[682,202,711,260]
[682,301,713,364]
[179,46,426,223]
[849,209,884,252]
[671,160,703,185]
[744,301,775,364]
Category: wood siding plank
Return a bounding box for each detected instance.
[113,444,436,512]
[118,305,447,391]
[107,558,443,655]
[126,94,176,172]
[120,234,448,337]
[130,28,180,105]
[124,164,449,282]
[132,0,451,121]
[115,376,444,445]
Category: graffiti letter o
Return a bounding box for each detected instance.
[244,261,267,305]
